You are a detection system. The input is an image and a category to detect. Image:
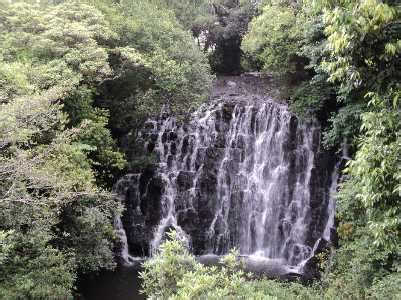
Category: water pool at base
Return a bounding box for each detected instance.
[77,266,145,300]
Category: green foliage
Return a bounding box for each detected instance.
[207,1,257,74]
[0,230,75,300]
[149,0,212,32]
[322,102,365,148]
[0,231,13,265]
[290,78,334,120]
[140,231,197,298]
[0,1,125,298]
[0,91,119,298]
[369,271,401,300]
[242,2,303,76]
[57,195,119,273]
[89,0,212,137]
[240,0,401,298]
[141,232,318,299]
[125,1,258,74]
[0,0,126,187]
[322,0,400,98]
[320,1,401,297]
[0,1,213,297]
[0,86,120,298]
[242,1,338,130]
[64,88,126,185]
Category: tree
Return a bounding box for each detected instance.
[241,0,401,297]
[322,1,400,296]
[0,2,122,297]
[0,1,213,296]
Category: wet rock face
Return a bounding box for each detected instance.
[114,169,163,257]
[115,75,337,273]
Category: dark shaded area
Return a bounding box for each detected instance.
[76,267,145,300]
[114,169,163,257]
[206,2,255,74]
[210,38,242,75]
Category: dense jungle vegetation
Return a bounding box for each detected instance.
[0,0,400,299]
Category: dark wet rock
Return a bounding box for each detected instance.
[114,76,338,279]
[242,256,297,278]
[168,131,178,141]
[143,121,157,131]
[115,171,163,257]
[176,171,195,191]
[197,254,221,266]
[301,238,330,281]
[221,103,235,122]
[197,254,303,281]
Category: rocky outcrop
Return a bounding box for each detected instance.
[114,75,337,276]
[114,169,163,257]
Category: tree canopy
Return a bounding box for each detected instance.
[0,0,400,298]
[0,0,212,298]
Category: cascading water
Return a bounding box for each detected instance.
[114,216,135,265]
[322,141,349,242]
[113,174,143,265]
[149,106,224,253]
[115,75,337,273]
[206,103,319,266]
[323,166,338,242]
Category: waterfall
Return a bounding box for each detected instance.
[114,216,136,266]
[189,102,320,266]
[113,174,143,265]
[115,76,337,271]
[322,140,349,241]
[323,166,338,241]
[149,106,221,254]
